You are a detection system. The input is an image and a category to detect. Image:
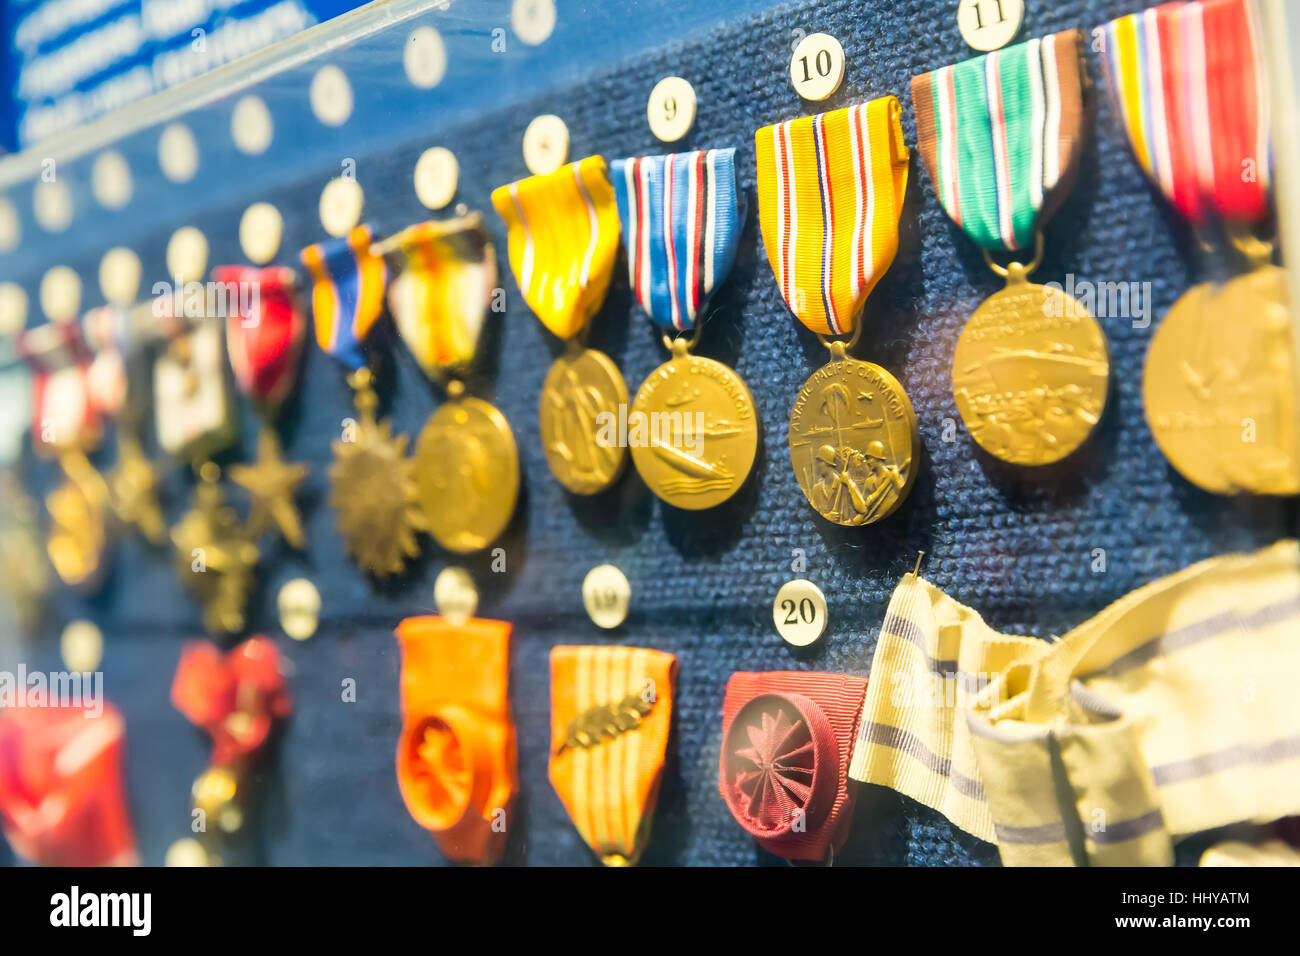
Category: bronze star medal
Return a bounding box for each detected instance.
[230,428,309,549]
[107,430,166,545]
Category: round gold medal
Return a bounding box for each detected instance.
[1144,266,1299,495]
[414,392,520,553]
[953,269,1110,465]
[629,340,758,510]
[790,346,919,526]
[539,345,629,495]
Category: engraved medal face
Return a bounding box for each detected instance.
[790,356,918,526]
[1144,267,1299,495]
[629,348,758,510]
[953,279,1109,465]
[539,346,629,495]
[414,396,519,553]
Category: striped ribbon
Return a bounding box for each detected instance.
[492,156,621,341]
[214,265,305,410]
[16,322,101,455]
[378,214,497,378]
[850,539,1300,865]
[1101,0,1271,225]
[611,149,745,333]
[914,31,1086,252]
[0,343,30,467]
[755,96,910,337]
[300,224,388,371]
[548,645,677,865]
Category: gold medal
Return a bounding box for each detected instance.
[629,335,758,510]
[539,342,628,495]
[790,342,918,526]
[1144,247,1299,495]
[414,380,520,554]
[171,462,260,635]
[953,249,1110,466]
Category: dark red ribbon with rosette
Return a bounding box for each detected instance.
[719,671,867,862]
[214,265,306,413]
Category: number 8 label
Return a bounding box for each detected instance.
[789,33,845,102]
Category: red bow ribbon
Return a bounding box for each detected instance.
[215,266,305,411]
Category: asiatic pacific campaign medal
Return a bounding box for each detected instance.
[301,224,424,576]
[612,149,755,509]
[1102,0,1298,495]
[549,645,677,865]
[219,265,311,547]
[915,31,1109,467]
[377,214,519,553]
[757,97,918,525]
[394,614,518,865]
[493,156,627,495]
[718,670,867,863]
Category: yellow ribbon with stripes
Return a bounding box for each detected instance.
[491,156,621,341]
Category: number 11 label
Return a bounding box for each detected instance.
[958,0,1024,52]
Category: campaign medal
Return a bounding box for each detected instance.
[394,614,518,865]
[378,214,519,554]
[757,98,918,525]
[219,265,311,547]
[493,157,627,495]
[915,31,1109,467]
[18,322,111,588]
[718,671,867,863]
[1102,0,1298,495]
[549,645,677,866]
[612,149,755,510]
[171,636,291,866]
[301,225,425,576]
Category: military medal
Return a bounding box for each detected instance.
[377,214,519,554]
[18,322,111,588]
[757,98,918,525]
[915,31,1109,467]
[718,671,867,863]
[218,265,311,547]
[493,156,627,495]
[549,645,677,865]
[1102,0,1298,495]
[0,335,49,631]
[394,614,518,865]
[612,149,755,510]
[301,224,425,576]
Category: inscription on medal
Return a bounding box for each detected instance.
[789,357,918,526]
[539,347,629,495]
[629,352,758,510]
[953,281,1109,466]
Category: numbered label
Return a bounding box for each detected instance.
[958,0,1024,52]
[414,146,459,210]
[583,564,630,630]
[789,33,845,102]
[239,202,283,264]
[647,76,697,142]
[319,177,364,237]
[772,579,828,647]
[434,566,479,625]
[522,113,569,176]
[61,620,103,672]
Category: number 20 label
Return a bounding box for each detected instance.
[772,579,828,647]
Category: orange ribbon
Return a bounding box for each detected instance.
[548,645,677,865]
[394,616,517,866]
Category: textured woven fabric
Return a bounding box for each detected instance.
[4,0,1296,866]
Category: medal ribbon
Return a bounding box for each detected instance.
[492,156,620,341]
[17,322,101,456]
[849,539,1300,866]
[299,224,388,371]
[214,265,305,412]
[755,96,909,336]
[0,335,31,466]
[914,31,1086,252]
[719,671,866,862]
[379,214,497,379]
[611,148,745,333]
[1101,0,1270,225]
[548,646,677,865]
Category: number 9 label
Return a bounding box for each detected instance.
[647,76,697,142]
[789,33,845,102]
[772,579,828,647]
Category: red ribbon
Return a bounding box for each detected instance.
[215,265,306,410]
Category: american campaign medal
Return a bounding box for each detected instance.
[757,97,915,524]
[629,337,758,510]
[914,31,1105,467]
[302,224,425,577]
[494,157,628,495]
[611,149,752,509]
[379,214,519,553]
